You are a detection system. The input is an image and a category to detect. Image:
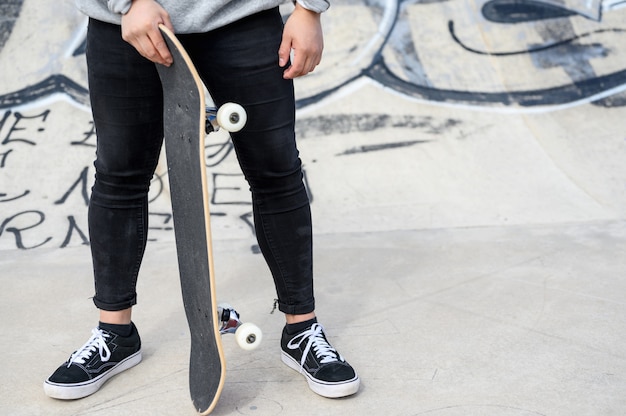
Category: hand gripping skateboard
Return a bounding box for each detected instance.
[155,25,262,415]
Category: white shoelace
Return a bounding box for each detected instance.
[67,327,112,367]
[287,323,341,373]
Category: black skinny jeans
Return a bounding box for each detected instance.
[86,8,314,316]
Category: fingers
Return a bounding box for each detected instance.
[154,18,175,66]
[281,36,323,79]
[282,48,321,79]
[120,0,173,66]
[278,38,291,68]
[122,22,173,66]
[280,5,324,79]
[161,13,174,32]
[149,26,173,66]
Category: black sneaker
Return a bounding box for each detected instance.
[44,323,142,399]
[281,322,360,398]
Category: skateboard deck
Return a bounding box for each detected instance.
[155,25,230,415]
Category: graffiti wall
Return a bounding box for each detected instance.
[1,0,625,251]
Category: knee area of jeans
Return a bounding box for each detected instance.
[253,192,310,216]
[92,172,153,195]
[248,169,307,197]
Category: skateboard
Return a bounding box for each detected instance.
[155,25,261,415]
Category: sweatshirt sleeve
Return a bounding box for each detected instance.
[107,0,132,14]
[295,0,330,13]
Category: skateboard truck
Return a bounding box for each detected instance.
[217,303,262,351]
[206,103,246,134]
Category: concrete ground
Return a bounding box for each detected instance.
[3,222,626,416]
[3,99,626,415]
[2,1,626,415]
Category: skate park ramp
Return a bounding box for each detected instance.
[1,1,626,415]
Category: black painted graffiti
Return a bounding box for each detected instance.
[0,110,48,205]
[449,23,625,58]
[337,140,428,156]
[0,105,323,250]
[1,109,49,147]
[0,211,51,249]
[1,0,626,250]
[363,58,626,108]
[0,109,175,249]
[0,0,23,53]
[204,134,235,167]
[0,107,90,248]
[1,1,624,111]
[302,2,625,109]
[0,75,89,109]
[295,114,461,139]
[481,0,577,23]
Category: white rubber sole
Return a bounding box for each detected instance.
[44,350,142,400]
[281,351,360,398]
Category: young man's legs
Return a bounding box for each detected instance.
[44,18,162,399]
[46,9,358,400]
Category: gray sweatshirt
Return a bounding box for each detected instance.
[75,0,330,33]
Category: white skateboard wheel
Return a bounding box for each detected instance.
[235,322,262,351]
[216,102,246,132]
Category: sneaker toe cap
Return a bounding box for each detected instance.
[47,364,91,384]
[315,361,357,383]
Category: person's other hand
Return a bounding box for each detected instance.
[279,4,324,79]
